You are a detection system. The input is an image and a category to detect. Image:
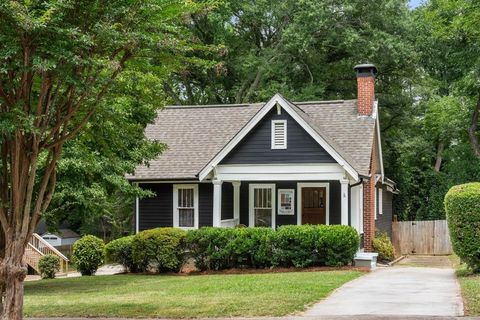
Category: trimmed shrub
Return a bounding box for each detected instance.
[372,232,395,262]
[105,235,136,272]
[132,227,187,273]
[271,225,319,268]
[445,183,480,272]
[186,227,273,270]
[187,225,359,270]
[38,254,60,279]
[72,235,105,276]
[320,225,360,266]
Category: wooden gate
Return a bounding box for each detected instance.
[392,220,452,255]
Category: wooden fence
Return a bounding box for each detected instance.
[392,220,452,255]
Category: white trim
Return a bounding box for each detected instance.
[375,106,385,182]
[215,163,346,182]
[374,187,377,221]
[134,182,140,234]
[212,180,223,227]
[249,183,276,228]
[350,184,362,233]
[340,179,349,226]
[198,94,359,181]
[232,181,241,222]
[173,184,199,230]
[135,196,139,234]
[271,119,287,149]
[359,183,364,234]
[378,188,383,215]
[296,182,330,225]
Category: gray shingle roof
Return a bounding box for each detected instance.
[128,97,376,180]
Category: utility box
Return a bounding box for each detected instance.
[354,252,378,269]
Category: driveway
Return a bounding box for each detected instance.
[303,256,464,317]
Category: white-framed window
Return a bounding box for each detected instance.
[173,184,199,229]
[374,187,377,220]
[271,120,287,149]
[378,188,383,215]
[249,184,276,228]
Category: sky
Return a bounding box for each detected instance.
[409,0,423,8]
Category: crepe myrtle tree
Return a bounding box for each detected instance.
[0,0,198,318]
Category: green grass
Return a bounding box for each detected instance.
[24,271,362,318]
[450,255,480,316]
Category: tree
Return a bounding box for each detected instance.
[0,0,197,318]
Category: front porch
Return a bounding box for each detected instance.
[209,164,363,234]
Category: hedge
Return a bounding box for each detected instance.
[445,182,480,272]
[38,254,60,279]
[186,225,359,270]
[105,235,136,272]
[185,227,274,270]
[132,227,187,273]
[72,235,105,276]
[110,225,359,273]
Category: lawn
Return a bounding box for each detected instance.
[24,270,362,318]
[450,255,480,316]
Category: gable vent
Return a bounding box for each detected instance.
[271,120,287,149]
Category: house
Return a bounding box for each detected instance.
[36,220,80,247]
[41,229,80,247]
[128,64,397,251]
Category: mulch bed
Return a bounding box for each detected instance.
[122,264,369,276]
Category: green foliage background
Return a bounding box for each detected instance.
[34,0,480,236]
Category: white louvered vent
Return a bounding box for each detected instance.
[271,120,287,149]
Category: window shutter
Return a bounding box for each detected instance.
[271,120,287,149]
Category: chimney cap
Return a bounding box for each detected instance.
[354,64,377,77]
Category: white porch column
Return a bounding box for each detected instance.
[340,179,349,226]
[232,181,241,223]
[212,180,223,227]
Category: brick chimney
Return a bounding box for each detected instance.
[354,64,377,116]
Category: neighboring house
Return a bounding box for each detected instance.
[41,229,80,247]
[36,220,81,247]
[128,64,398,251]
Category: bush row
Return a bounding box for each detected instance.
[105,225,359,272]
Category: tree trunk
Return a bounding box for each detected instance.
[434,142,444,172]
[468,96,480,158]
[0,240,27,320]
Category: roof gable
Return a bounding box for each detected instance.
[198,94,359,181]
[220,107,336,165]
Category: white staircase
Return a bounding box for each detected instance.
[24,233,69,275]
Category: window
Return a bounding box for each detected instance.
[173,184,198,229]
[249,184,275,227]
[271,120,287,149]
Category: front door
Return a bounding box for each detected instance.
[301,187,326,224]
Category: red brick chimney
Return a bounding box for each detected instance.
[354,64,378,252]
[354,64,377,116]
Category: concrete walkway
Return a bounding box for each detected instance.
[303,256,464,317]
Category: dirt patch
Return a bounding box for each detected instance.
[396,255,453,268]
[123,265,369,277]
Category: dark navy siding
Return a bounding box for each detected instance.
[138,183,173,231]
[375,185,393,238]
[199,184,213,227]
[221,108,335,164]
[138,181,343,230]
[329,181,341,225]
[221,183,234,220]
[239,181,341,227]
